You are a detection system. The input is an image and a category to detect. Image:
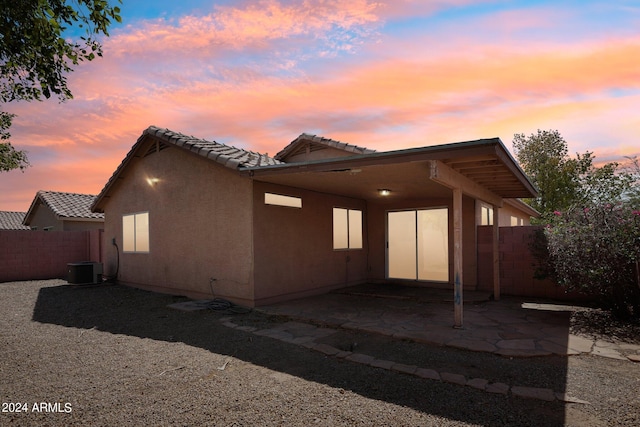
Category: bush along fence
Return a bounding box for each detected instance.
[0,229,103,283]
[543,205,640,319]
[477,225,588,301]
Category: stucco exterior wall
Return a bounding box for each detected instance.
[367,194,478,290]
[499,203,532,226]
[25,205,63,230]
[101,143,254,304]
[62,220,104,232]
[252,182,368,305]
[24,204,103,231]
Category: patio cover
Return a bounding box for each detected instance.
[242,137,538,327]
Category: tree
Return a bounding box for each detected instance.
[513,129,634,219]
[519,130,640,319]
[513,130,591,217]
[0,111,28,171]
[623,156,640,207]
[0,0,122,171]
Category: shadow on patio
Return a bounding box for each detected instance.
[259,283,580,358]
[31,282,570,426]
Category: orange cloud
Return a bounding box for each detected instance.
[111,0,381,57]
[3,1,640,211]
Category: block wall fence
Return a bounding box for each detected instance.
[477,225,586,301]
[2,226,586,302]
[0,229,103,283]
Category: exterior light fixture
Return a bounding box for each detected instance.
[378,189,391,196]
[147,178,160,186]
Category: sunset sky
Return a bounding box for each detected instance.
[2,0,639,211]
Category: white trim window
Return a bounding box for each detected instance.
[333,208,363,250]
[123,212,149,253]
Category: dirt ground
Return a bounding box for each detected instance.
[1,280,639,426]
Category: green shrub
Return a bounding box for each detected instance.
[544,204,640,319]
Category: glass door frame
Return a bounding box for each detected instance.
[385,206,450,282]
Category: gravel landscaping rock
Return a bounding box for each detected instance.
[2,280,639,426]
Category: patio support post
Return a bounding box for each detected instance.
[428,159,505,328]
[492,204,500,301]
[453,187,463,328]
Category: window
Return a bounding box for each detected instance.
[264,192,302,208]
[333,208,363,250]
[480,205,493,226]
[510,216,523,226]
[123,212,149,253]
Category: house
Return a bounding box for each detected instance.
[91,126,537,325]
[477,198,539,227]
[0,211,29,230]
[23,191,104,231]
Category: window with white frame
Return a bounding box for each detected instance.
[123,212,149,253]
[333,208,363,250]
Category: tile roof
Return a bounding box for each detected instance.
[25,191,104,224]
[92,126,283,212]
[145,126,282,169]
[0,211,29,230]
[275,133,376,161]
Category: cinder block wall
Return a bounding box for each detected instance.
[477,226,585,300]
[0,230,103,282]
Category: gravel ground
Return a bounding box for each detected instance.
[1,280,639,426]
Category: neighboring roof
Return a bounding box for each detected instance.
[23,191,104,226]
[275,133,376,162]
[0,211,29,230]
[92,126,282,212]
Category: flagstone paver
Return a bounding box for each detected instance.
[538,339,573,355]
[495,338,537,350]
[391,363,418,375]
[566,335,595,354]
[440,372,467,386]
[486,382,510,394]
[369,359,395,370]
[415,368,440,380]
[447,338,497,353]
[466,378,489,390]
[345,352,375,365]
[591,345,626,360]
[212,287,640,401]
[556,393,591,404]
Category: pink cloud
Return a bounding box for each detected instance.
[111,0,381,57]
[2,1,640,211]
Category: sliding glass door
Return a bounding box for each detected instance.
[387,208,449,282]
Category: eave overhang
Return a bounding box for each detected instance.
[241,138,538,202]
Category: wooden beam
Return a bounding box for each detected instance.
[444,155,498,166]
[453,187,463,328]
[429,160,503,207]
[492,205,500,301]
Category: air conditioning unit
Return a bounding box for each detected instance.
[67,262,103,284]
